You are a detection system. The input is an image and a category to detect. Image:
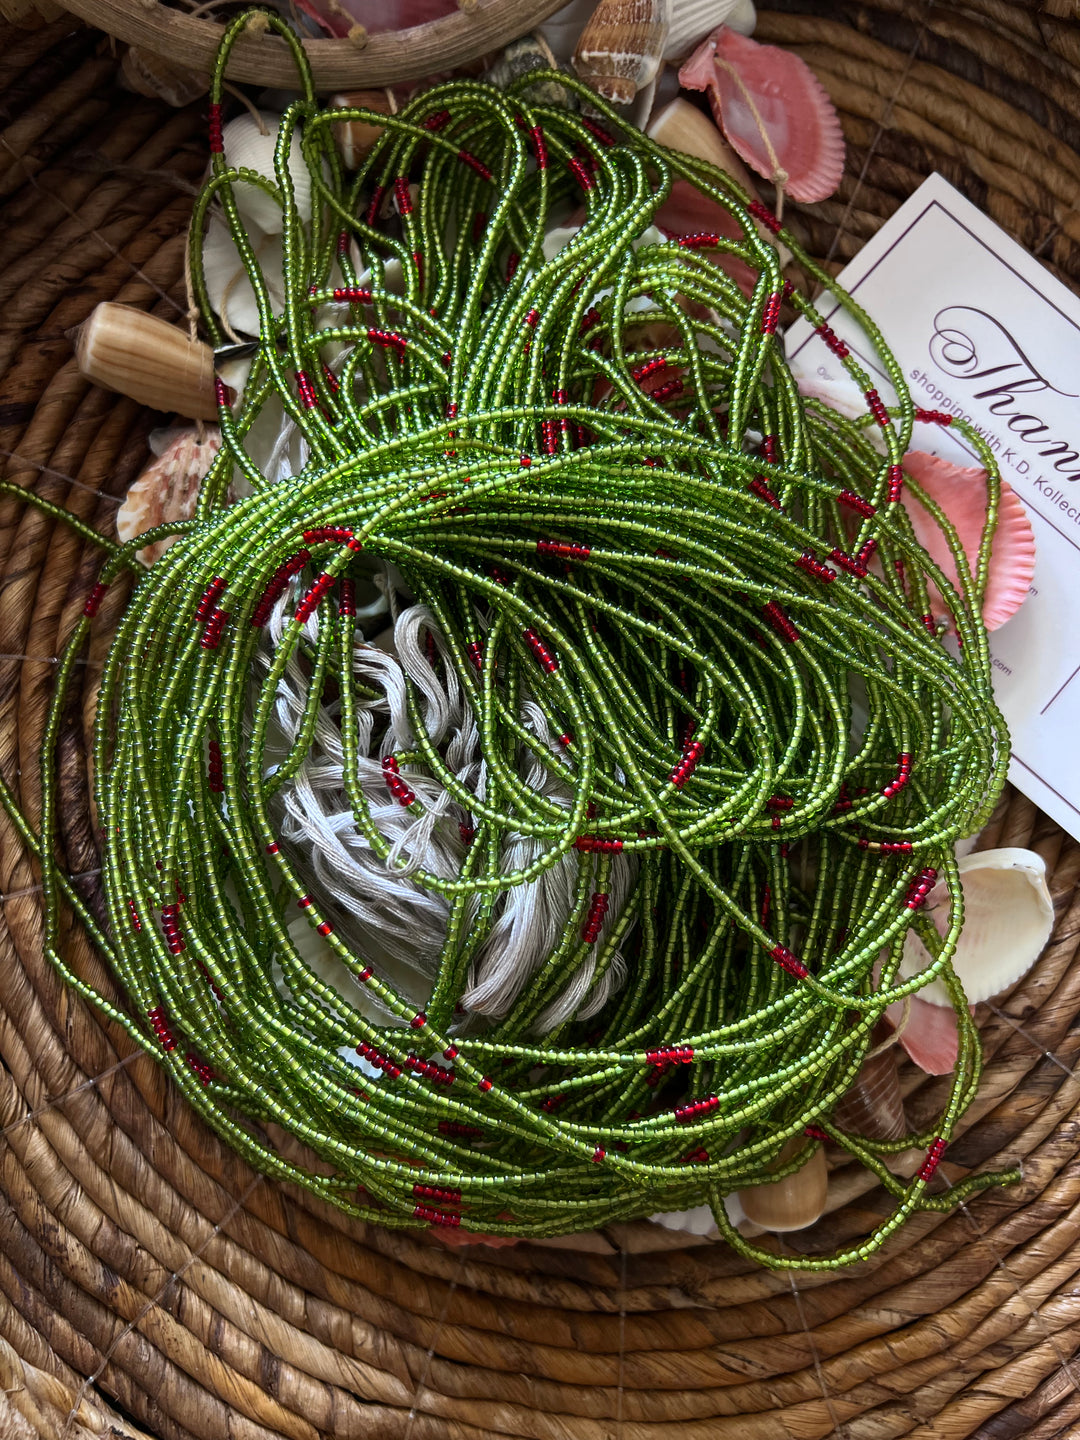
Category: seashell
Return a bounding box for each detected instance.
[538,0,597,66]
[649,96,757,190]
[899,451,1036,632]
[221,112,312,235]
[679,25,844,203]
[487,33,575,107]
[832,1021,907,1141]
[572,0,669,106]
[738,1135,828,1233]
[331,89,397,169]
[116,428,221,566]
[899,848,1053,1009]
[119,45,207,107]
[202,215,286,339]
[663,0,754,63]
[73,303,218,421]
[887,993,959,1075]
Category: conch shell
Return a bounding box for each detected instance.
[73,303,218,421]
[572,0,669,106]
[899,848,1054,1009]
[116,427,221,566]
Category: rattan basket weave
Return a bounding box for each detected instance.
[2,6,1080,1438]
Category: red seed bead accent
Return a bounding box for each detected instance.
[591,1146,606,1164]
[767,795,794,811]
[524,308,540,330]
[422,108,451,131]
[297,894,313,909]
[410,1012,427,1030]
[837,488,876,517]
[208,739,224,793]
[568,155,594,190]
[415,1204,461,1227]
[559,733,573,748]
[904,867,938,909]
[295,572,335,625]
[196,576,227,623]
[760,884,772,927]
[886,464,905,503]
[466,641,484,671]
[761,290,783,335]
[456,149,493,181]
[677,232,722,249]
[675,1095,720,1123]
[540,1094,565,1113]
[339,579,356,617]
[478,1076,493,1092]
[458,822,475,846]
[505,250,519,281]
[393,175,413,216]
[762,600,800,644]
[148,1005,177,1050]
[581,891,609,944]
[830,547,869,579]
[187,1053,214,1086]
[523,627,558,674]
[917,1137,947,1181]
[670,739,703,788]
[761,434,778,464]
[332,286,373,304]
[127,899,142,932]
[414,1182,462,1205]
[804,1124,830,1142]
[747,199,781,233]
[357,966,372,983]
[632,356,667,383]
[749,476,781,509]
[574,835,624,854]
[770,944,809,979]
[208,102,223,153]
[865,388,891,427]
[815,322,849,358]
[312,920,333,939]
[650,377,684,404]
[796,551,837,584]
[364,184,386,225]
[337,230,350,256]
[682,1146,710,1165]
[83,580,109,618]
[266,841,280,855]
[579,307,601,336]
[214,377,231,408]
[201,608,229,649]
[915,408,953,425]
[439,1120,482,1138]
[582,116,614,146]
[645,1046,693,1066]
[367,328,407,356]
[295,370,318,409]
[882,751,913,799]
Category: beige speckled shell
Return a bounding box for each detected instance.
[116,428,221,566]
[572,0,668,105]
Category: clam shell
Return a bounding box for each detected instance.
[663,0,754,62]
[679,25,844,202]
[572,0,669,105]
[649,96,756,190]
[899,450,1036,632]
[202,214,286,338]
[73,303,218,421]
[221,112,312,234]
[116,428,221,566]
[331,89,397,169]
[899,847,1053,1009]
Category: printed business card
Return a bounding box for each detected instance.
[786,173,1080,840]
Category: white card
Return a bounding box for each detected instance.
[785,172,1080,841]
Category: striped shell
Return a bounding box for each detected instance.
[572,0,669,105]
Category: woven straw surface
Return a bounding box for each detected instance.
[1,6,1080,1438]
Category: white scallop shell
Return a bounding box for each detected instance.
[663,0,755,61]
[899,847,1054,1007]
[202,213,286,338]
[221,112,312,234]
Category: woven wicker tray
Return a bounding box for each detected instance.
[2,6,1080,1437]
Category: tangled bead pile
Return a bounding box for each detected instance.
[8,13,1021,1265]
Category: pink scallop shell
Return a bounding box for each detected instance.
[678,26,845,203]
[885,995,959,1075]
[900,450,1036,631]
